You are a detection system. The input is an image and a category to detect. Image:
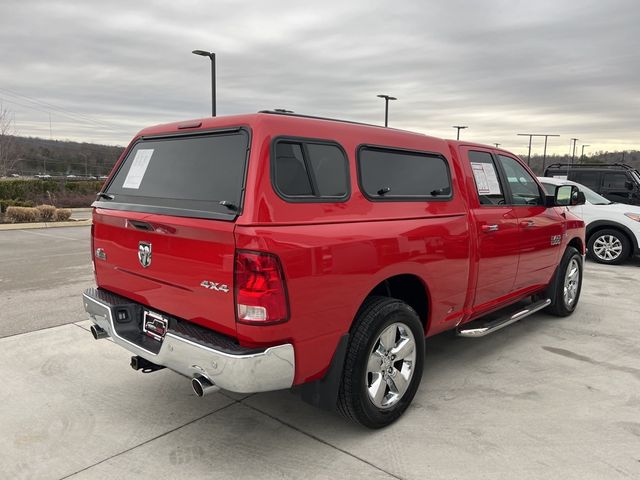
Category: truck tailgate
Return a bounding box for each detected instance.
[93,208,237,337]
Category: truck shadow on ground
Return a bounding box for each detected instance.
[207,304,560,433]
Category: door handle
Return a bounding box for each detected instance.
[481,224,499,233]
[519,220,535,228]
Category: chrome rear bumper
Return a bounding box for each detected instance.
[82,288,295,393]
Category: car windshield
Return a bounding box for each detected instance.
[541,180,612,205]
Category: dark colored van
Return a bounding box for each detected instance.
[544,163,640,206]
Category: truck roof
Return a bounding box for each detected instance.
[135,111,508,156]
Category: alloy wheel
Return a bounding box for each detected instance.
[563,257,581,307]
[592,235,622,261]
[365,322,417,409]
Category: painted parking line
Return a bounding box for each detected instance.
[20,229,81,241]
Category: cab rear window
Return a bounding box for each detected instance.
[100,129,249,219]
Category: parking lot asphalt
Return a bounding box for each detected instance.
[1,227,639,479]
[0,226,92,338]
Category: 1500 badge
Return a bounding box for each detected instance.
[550,235,562,246]
[200,280,230,293]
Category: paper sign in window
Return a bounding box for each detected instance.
[471,162,501,195]
[122,149,154,189]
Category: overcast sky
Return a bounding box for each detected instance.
[1,0,638,156]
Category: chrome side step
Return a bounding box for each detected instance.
[457,298,552,338]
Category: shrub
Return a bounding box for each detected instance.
[0,179,103,206]
[54,208,72,221]
[45,192,96,208]
[6,206,39,223]
[0,199,34,213]
[36,204,57,221]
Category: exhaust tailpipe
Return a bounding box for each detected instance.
[90,324,109,340]
[192,375,219,397]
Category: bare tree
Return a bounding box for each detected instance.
[0,104,18,177]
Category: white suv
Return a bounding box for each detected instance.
[540,176,640,265]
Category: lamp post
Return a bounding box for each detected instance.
[580,144,590,161]
[517,133,560,170]
[377,94,397,127]
[570,138,579,165]
[452,126,468,140]
[494,143,501,148]
[192,49,216,117]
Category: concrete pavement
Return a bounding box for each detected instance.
[0,227,639,479]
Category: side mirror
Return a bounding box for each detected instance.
[625,180,634,191]
[554,185,585,206]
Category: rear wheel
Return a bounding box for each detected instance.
[587,229,631,265]
[546,246,583,317]
[338,296,424,428]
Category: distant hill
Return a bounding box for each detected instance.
[6,134,640,178]
[10,136,124,177]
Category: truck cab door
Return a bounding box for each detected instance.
[462,148,519,310]
[495,154,565,291]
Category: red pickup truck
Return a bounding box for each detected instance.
[83,111,585,428]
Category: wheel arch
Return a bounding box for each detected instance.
[296,273,430,412]
[567,236,584,255]
[359,273,430,334]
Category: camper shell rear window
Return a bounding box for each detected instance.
[96,128,250,220]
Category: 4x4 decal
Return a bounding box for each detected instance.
[200,280,229,293]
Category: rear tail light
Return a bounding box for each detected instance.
[234,250,289,325]
[90,223,96,280]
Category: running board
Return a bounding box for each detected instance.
[457,298,552,338]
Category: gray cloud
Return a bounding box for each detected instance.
[0,0,638,156]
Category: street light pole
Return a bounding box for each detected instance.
[494,143,501,148]
[517,133,560,170]
[540,134,560,173]
[580,144,590,161]
[570,138,579,165]
[376,94,397,127]
[192,49,216,117]
[517,134,534,166]
[452,126,468,140]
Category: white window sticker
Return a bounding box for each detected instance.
[552,175,568,180]
[122,149,154,189]
[471,162,502,195]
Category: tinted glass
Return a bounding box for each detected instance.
[571,171,600,190]
[359,148,451,199]
[540,182,554,195]
[274,142,313,196]
[106,131,249,215]
[273,141,348,199]
[468,151,505,205]
[306,144,348,197]
[602,172,628,189]
[497,155,542,205]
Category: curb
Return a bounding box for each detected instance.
[0,219,92,231]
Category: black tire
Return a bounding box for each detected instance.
[587,229,631,265]
[337,296,425,429]
[546,246,583,317]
